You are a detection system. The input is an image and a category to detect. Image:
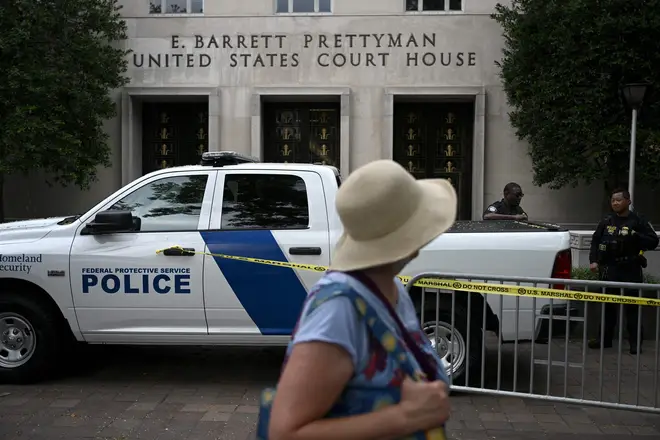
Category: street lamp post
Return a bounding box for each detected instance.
[621,82,651,208]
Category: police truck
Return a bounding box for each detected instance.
[0,152,572,384]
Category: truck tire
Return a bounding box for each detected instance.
[421,302,483,387]
[0,293,66,384]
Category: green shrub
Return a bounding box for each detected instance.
[571,267,659,284]
[491,1,660,200]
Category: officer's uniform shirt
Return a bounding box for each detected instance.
[483,199,526,219]
[589,211,659,280]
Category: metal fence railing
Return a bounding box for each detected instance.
[405,272,660,414]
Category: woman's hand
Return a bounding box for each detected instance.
[398,377,450,432]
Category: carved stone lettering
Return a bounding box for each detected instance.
[131,32,479,69]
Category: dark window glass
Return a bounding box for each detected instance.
[318,0,331,12]
[292,0,315,12]
[221,174,309,230]
[165,0,187,13]
[448,0,461,10]
[191,0,203,13]
[276,0,289,12]
[108,175,208,232]
[149,0,205,14]
[422,0,445,11]
[406,0,419,11]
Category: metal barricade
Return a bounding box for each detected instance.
[405,272,660,414]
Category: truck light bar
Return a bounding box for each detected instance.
[200,151,260,167]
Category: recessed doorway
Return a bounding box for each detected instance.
[262,98,341,169]
[393,100,474,220]
[141,100,209,175]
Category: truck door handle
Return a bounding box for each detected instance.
[162,247,196,257]
[289,247,322,256]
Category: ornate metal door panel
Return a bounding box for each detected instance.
[393,103,474,220]
[263,103,340,168]
[142,102,209,175]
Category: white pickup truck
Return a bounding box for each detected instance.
[0,152,572,384]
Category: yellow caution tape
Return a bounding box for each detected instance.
[156,246,660,307]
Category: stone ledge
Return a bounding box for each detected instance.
[570,230,660,251]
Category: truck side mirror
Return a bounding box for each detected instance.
[81,210,135,235]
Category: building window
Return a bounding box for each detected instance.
[149,0,203,14]
[405,0,462,12]
[276,0,332,14]
[220,174,310,230]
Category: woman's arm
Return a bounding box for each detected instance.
[268,341,412,440]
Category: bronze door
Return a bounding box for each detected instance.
[262,103,340,168]
[142,102,209,175]
[393,103,474,220]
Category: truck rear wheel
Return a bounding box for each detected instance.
[0,294,65,384]
[422,302,483,387]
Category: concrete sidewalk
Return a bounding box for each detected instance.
[0,344,658,439]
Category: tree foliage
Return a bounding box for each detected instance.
[0,0,130,219]
[492,0,660,197]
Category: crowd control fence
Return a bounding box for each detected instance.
[405,272,660,414]
[154,246,660,413]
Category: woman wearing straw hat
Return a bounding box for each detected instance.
[262,159,457,440]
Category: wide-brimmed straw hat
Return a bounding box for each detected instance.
[329,160,457,272]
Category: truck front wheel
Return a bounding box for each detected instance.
[422,303,483,387]
[0,294,65,384]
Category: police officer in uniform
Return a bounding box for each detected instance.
[588,188,659,354]
[483,182,528,221]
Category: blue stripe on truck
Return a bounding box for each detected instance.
[200,230,308,335]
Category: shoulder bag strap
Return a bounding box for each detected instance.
[288,276,425,379]
[348,271,438,381]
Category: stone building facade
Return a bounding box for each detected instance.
[5,0,652,224]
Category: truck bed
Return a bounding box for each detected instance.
[446,220,565,233]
